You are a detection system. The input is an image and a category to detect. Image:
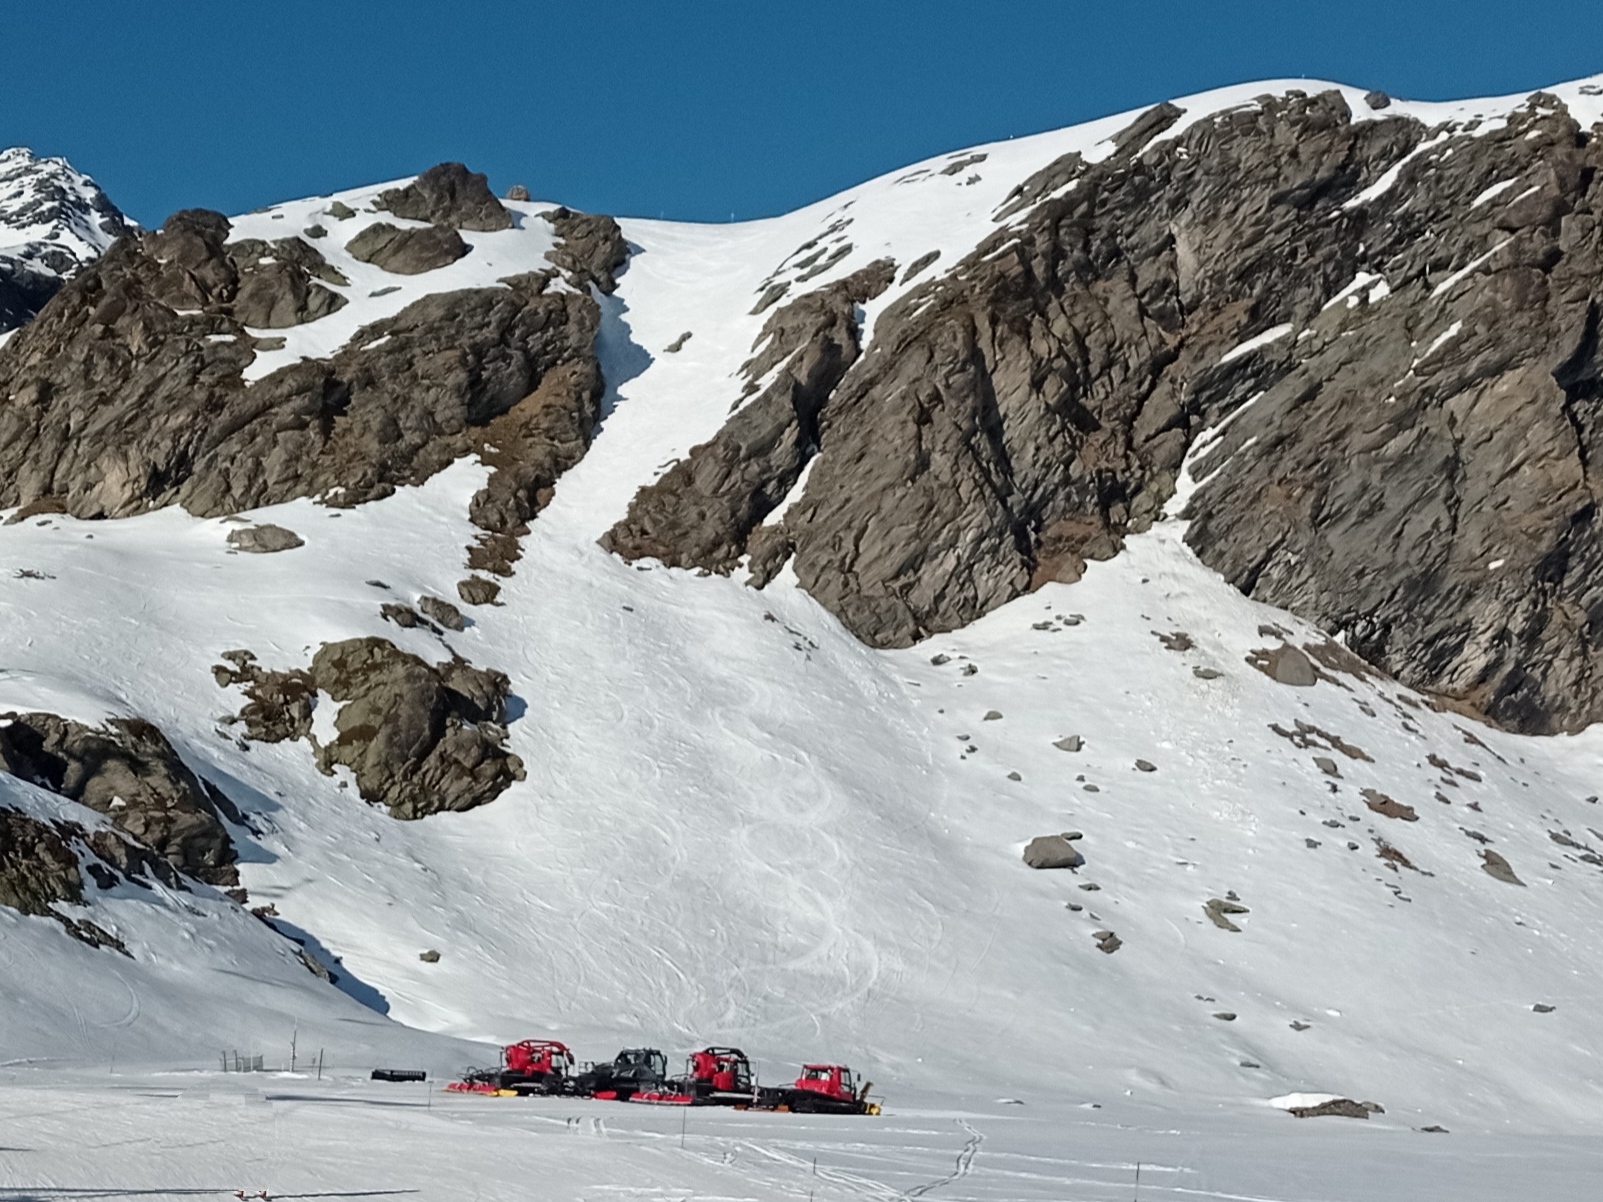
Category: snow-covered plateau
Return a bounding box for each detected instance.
[6,75,1603,1200]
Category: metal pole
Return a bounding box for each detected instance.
[1135,1161,1142,1201]
[680,1104,688,1149]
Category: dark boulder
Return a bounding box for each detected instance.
[221,638,525,820]
[1022,834,1085,869]
[346,223,469,275]
[377,163,513,232]
[544,207,630,293]
[227,524,304,553]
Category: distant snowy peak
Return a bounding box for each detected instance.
[0,146,131,332]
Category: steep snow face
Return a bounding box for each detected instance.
[0,146,130,330]
[5,74,1603,1149]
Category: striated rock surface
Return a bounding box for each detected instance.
[218,640,525,820]
[602,90,1603,735]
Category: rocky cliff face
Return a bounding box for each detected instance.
[0,147,130,333]
[603,90,1603,735]
[8,101,1603,751]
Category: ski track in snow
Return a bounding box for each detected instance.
[5,72,1603,1197]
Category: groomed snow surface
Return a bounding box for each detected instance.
[5,72,1603,1199]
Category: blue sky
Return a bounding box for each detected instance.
[7,1,1600,227]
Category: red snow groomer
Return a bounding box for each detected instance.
[759,1064,881,1115]
[629,1046,758,1106]
[446,1039,576,1096]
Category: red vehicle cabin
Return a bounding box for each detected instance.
[505,1040,573,1078]
[794,1064,858,1101]
[691,1049,752,1094]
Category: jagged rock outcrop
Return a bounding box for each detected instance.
[545,206,631,293]
[603,90,1603,735]
[602,259,895,573]
[0,807,86,915]
[1,147,131,332]
[0,808,130,950]
[0,216,606,531]
[218,640,525,820]
[0,713,239,885]
[376,162,513,232]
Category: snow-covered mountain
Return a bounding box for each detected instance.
[0,146,129,336]
[5,75,1603,1198]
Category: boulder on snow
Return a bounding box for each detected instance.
[1289,1098,1385,1120]
[381,603,424,629]
[1204,897,1250,931]
[1362,788,1418,822]
[419,595,466,631]
[227,524,304,554]
[1248,645,1318,687]
[457,576,502,606]
[1481,849,1525,886]
[347,222,469,275]
[1023,834,1085,870]
[377,163,513,232]
[1053,735,1083,752]
[220,637,525,821]
[419,949,442,963]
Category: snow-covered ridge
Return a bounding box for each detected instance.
[0,146,129,272]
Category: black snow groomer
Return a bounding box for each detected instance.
[574,1047,670,1101]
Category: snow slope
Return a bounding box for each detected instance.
[6,78,1603,1194]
